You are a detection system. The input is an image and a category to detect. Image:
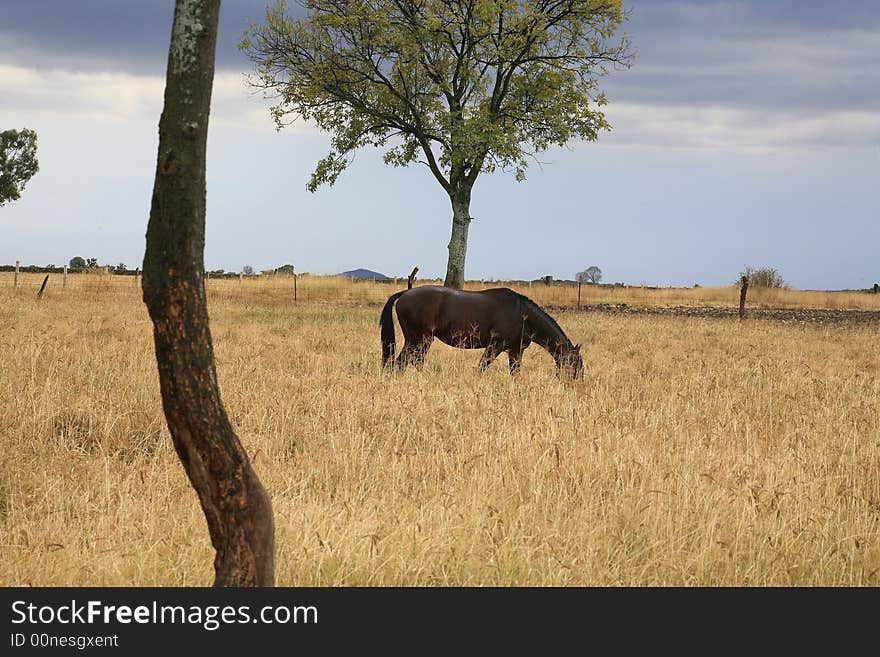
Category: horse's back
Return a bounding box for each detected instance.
[397,286,519,315]
[395,286,524,348]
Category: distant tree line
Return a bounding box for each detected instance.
[0,260,297,278]
[0,258,135,275]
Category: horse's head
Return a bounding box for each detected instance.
[557,343,584,381]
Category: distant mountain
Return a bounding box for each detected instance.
[340,268,390,280]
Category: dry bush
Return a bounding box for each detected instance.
[739,266,788,289]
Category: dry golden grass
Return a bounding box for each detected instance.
[1,272,878,585]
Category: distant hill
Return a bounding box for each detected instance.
[340,268,390,280]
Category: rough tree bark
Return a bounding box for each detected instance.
[443,185,473,289]
[142,0,275,586]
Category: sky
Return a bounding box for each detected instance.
[1,0,878,289]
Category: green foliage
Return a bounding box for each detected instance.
[0,128,39,207]
[86,258,99,269]
[69,256,86,270]
[242,0,633,194]
[114,263,128,274]
[275,264,296,275]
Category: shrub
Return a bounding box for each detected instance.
[738,266,787,289]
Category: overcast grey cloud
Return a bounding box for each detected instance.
[0,0,263,74]
[608,2,880,113]
[5,1,879,114]
[1,1,878,288]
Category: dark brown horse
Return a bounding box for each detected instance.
[380,286,583,380]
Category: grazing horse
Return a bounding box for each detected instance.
[380,286,584,380]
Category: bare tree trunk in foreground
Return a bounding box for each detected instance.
[143,0,274,586]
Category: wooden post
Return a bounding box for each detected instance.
[293,267,297,302]
[408,266,419,290]
[37,274,49,299]
[63,265,68,289]
[239,272,243,285]
[135,268,140,287]
[739,275,749,320]
[577,281,582,310]
[14,260,20,288]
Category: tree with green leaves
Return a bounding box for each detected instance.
[242,0,633,288]
[69,256,87,270]
[0,128,39,207]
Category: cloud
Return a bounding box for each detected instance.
[600,102,880,152]
[607,21,880,114]
[2,1,877,155]
[0,0,266,76]
[0,65,164,123]
[0,64,315,136]
[631,0,880,34]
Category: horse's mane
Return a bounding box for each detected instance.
[506,289,573,349]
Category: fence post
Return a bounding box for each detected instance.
[239,272,243,285]
[577,281,582,310]
[739,275,749,320]
[37,274,49,299]
[14,260,20,288]
[293,267,297,302]
[63,264,68,289]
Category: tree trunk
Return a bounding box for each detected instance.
[143,0,275,587]
[443,186,472,289]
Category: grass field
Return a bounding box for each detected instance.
[1,272,878,585]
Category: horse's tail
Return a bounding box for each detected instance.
[380,290,407,367]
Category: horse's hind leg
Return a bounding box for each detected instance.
[395,342,417,371]
[395,338,431,371]
[478,342,502,373]
[412,338,433,370]
[507,349,523,375]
